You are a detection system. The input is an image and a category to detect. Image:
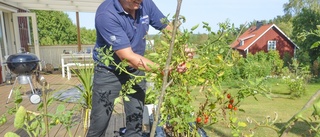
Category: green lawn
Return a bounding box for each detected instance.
[197,78,320,137]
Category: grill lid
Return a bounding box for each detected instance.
[6,52,40,63]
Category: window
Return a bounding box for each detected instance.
[267,40,276,51]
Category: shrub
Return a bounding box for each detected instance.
[286,77,306,98]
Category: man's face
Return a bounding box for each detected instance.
[124,0,143,11]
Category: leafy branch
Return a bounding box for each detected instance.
[97,46,146,105]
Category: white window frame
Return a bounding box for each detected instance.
[267,40,276,51]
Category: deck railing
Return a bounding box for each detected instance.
[29,45,94,70]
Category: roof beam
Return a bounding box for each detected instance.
[18,3,98,12]
[1,0,103,12]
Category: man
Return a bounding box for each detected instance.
[86,0,170,136]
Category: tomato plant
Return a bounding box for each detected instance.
[144,16,266,136]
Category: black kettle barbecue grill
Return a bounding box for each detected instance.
[5,52,42,104]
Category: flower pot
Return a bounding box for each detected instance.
[145,104,156,116]
[143,104,157,134]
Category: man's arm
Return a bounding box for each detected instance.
[115,24,172,72]
[115,47,159,72]
[115,23,185,73]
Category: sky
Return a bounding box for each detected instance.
[66,0,288,34]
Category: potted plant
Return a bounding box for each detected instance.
[71,61,94,135]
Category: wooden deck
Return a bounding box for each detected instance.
[0,72,125,137]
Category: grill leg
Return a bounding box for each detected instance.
[6,77,18,104]
[27,76,36,94]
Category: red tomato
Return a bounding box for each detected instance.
[196,117,202,123]
[233,107,237,111]
[227,93,231,99]
[228,104,233,109]
[204,114,209,119]
[204,118,209,124]
[229,99,234,104]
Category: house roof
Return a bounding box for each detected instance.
[230,24,299,51]
[1,0,104,12]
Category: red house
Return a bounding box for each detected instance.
[230,23,299,58]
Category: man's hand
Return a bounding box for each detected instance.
[176,62,187,73]
[115,47,157,71]
[159,62,187,75]
[184,45,195,60]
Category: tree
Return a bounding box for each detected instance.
[32,10,78,45]
[292,8,320,63]
[270,14,294,37]
[284,0,320,16]
[80,28,96,45]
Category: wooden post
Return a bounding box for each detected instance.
[76,12,81,52]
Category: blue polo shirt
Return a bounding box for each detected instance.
[93,0,167,70]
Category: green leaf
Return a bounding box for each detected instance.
[239,109,246,112]
[186,62,192,68]
[217,71,224,77]
[313,99,320,116]
[56,104,66,114]
[4,132,20,137]
[310,41,320,49]
[191,24,199,31]
[0,115,7,125]
[114,97,121,105]
[160,40,169,47]
[202,22,209,26]
[238,122,247,127]
[231,117,237,123]
[104,59,110,66]
[124,96,130,102]
[198,78,205,83]
[14,106,27,129]
[170,97,178,105]
[127,89,137,94]
[209,103,216,109]
[30,120,39,130]
[198,68,205,75]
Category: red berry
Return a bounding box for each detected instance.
[196,117,202,123]
[204,114,209,119]
[229,99,234,104]
[233,107,237,111]
[204,118,209,124]
[228,104,233,109]
[227,93,231,99]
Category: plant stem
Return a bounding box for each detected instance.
[83,108,90,136]
[279,90,320,137]
[150,0,183,136]
[43,83,50,137]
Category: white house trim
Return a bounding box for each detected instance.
[244,24,299,51]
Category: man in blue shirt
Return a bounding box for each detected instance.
[86,0,170,136]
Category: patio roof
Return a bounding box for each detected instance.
[1,0,104,12]
[1,0,105,54]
